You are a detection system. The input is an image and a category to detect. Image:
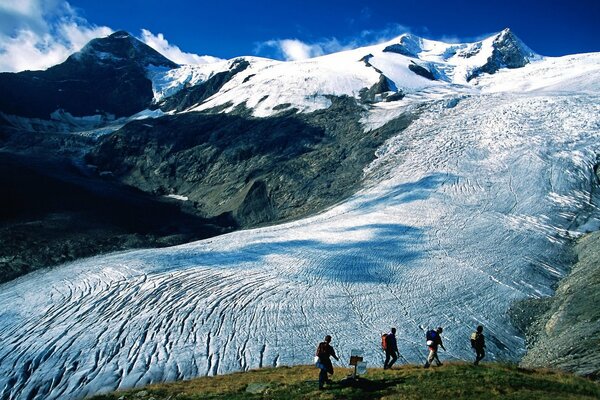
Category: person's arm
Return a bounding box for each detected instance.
[439,338,446,351]
[331,346,339,361]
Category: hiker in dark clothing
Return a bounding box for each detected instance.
[424,327,446,368]
[383,327,399,369]
[315,335,339,390]
[471,325,486,365]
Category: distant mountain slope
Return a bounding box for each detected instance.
[0,28,541,125]
[0,148,232,284]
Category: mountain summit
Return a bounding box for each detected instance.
[72,30,178,70]
[467,28,538,80]
[0,31,177,119]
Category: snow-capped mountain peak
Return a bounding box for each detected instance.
[153,28,555,118]
[72,30,179,69]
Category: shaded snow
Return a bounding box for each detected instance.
[1,92,599,400]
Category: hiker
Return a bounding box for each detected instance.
[382,327,399,369]
[471,325,486,365]
[424,327,446,368]
[315,335,339,390]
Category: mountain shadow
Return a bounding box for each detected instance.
[0,149,233,284]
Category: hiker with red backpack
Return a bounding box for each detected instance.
[424,327,446,368]
[382,327,399,369]
[315,335,339,390]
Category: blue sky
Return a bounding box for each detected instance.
[1,0,599,71]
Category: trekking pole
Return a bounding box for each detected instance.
[398,351,409,365]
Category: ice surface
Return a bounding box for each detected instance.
[1,91,599,399]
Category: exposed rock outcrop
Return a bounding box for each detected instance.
[514,231,600,379]
[86,96,416,229]
[408,62,436,81]
[467,28,537,81]
[383,34,422,58]
[158,59,250,112]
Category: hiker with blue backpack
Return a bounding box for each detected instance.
[424,327,446,368]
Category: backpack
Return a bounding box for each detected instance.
[471,332,483,348]
[426,330,437,342]
[316,342,328,357]
[381,333,388,351]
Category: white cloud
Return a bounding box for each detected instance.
[262,39,322,61]
[0,0,112,72]
[256,23,412,61]
[140,29,221,65]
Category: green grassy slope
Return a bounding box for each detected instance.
[90,363,600,400]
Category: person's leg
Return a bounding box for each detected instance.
[326,360,334,383]
[425,349,434,367]
[319,368,327,389]
[384,352,391,369]
[475,348,485,365]
[433,351,442,366]
[388,352,398,369]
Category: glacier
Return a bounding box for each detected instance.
[1,92,599,400]
[1,31,600,399]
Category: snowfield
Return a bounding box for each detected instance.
[1,30,600,400]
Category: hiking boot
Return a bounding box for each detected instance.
[424,362,430,369]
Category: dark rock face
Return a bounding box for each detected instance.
[235,180,275,226]
[0,31,177,119]
[408,62,436,81]
[515,231,600,379]
[86,96,416,230]
[383,34,422,58]
[468,29,535,81]
[359,75,395,102]
[159,59,250,112]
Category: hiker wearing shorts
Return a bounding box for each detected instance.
[424,327,446,368]
[315,335,339,390]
